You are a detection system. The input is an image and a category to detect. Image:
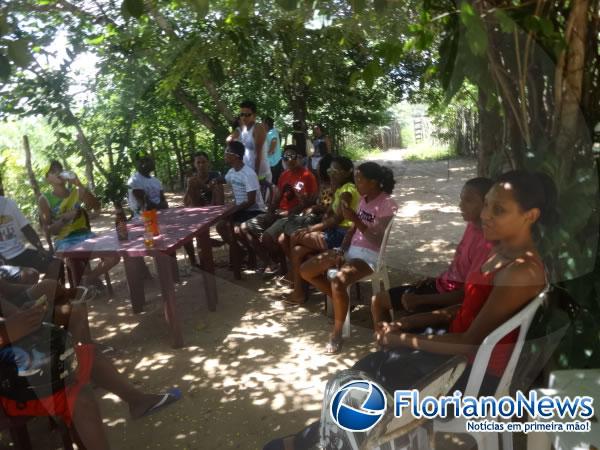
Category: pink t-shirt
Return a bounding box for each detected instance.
[350,193,398,253]
[436,222,492,293]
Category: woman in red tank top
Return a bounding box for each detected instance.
[373,170,556,371]
[263,170,559,450]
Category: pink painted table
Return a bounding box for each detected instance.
[57,206,234,348]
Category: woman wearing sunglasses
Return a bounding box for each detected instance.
[284,156,359,305]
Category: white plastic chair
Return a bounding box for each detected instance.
[429,287,549,450]
[326,216,396,338]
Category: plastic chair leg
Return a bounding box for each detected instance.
[104,272,114,297]
[342,287,351,338]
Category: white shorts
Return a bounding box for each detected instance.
[345,246,379,271]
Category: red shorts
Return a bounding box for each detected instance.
[0,343,95,425]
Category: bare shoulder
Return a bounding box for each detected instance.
[495,254,546,288]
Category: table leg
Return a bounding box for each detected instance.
[198,230,217,311]
[155,252,184,348]
[170,252,180,283]
[123,256,146,314]
[66,258,86,288]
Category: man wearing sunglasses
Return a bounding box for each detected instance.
[242,145,317,274]
[239,100,272,182]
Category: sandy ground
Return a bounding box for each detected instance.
[2,153,482,449]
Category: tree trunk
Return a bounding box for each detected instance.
[23,135,41,199]
[554,0,590,179]
[174,87,218,132]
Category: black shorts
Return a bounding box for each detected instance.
[6,249,57,274]
[231,210,263,224]
[388,279,439,310]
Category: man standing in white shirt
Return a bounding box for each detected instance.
[214,141,266,276]
[239,100,271,182]
[127,155,168,215]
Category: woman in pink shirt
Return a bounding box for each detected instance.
[299,162,398,354]
[371,177,494,328]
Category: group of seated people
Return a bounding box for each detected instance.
[0,161,182,449]
[0,98,560,449]
[263,169,558,449]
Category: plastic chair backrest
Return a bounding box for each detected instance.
[462,287,548,397]
[373,215,396,273]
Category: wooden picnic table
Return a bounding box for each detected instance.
[57,205,235,348]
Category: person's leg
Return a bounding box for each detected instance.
[90,351,170,419]
[242,217,271,266]
[299,250,339,298]
[83,256,119,282]
[329,260,373,340]
[285,231,328,302]
[371,285,413,330]
[277,233,291,278]
[54,302,93,343]
[70,386,110,450]
[262,218,287,274]
[285,245,318,302]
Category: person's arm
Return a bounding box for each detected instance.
[268,187,283,214]
[235,190,257,212]
[38,195,77,237]
[378,261,545,355]
[253,124,267,174]
[211,183,225,205]
[322,191,352,229]
[226,129,240,143]
[158,191,168,209]
[267,135,277,156]
[0,279,30,297]
[131,189,146,211]
[380,305,461,333]
[72,175,100,213]
[401,289,465,312]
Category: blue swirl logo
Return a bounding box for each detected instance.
[330,380,387,432]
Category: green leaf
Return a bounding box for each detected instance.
[85,34,105,45]
[459,1,475,24]
[0,54,10,81]
[7,40,32,68]
[189,0,209,16]
[349,0,366,14]
[122,0,145,19]
[276,0,297,11]
[373,0,387,13]
[494,9,515,34]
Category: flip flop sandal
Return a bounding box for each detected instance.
[136,387,182,420]
[325,336,343,355]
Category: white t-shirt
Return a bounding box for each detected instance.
[127,171,163,214]
[224,165,266,212]
[241,124,272,181]
[0,197,28,259]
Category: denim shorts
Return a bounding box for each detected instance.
[323,227,346,249]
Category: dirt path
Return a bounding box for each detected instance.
[6,155,477,450]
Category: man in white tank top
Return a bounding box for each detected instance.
[239,100,272,182]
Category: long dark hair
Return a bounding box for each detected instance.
[357,162,395,194]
